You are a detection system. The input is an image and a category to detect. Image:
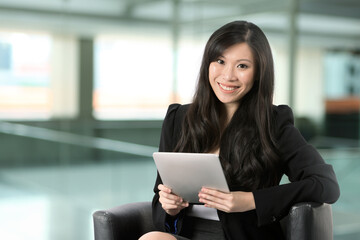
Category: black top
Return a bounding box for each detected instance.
[152,104,340,240]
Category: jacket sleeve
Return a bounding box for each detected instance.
[253,105,340,226]
[152,104,185,233]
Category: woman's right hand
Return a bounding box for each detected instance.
[158,184,189,216]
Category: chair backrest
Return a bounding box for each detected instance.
[280,202,333,240]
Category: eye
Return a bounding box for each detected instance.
[216,59,224,64]
[237,64,248,69]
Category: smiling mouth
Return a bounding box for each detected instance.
[218,82,239,91]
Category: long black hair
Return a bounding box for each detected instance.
[174,21,281,190]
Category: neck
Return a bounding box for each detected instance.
[217,104,236,134]
[224,103,239,124]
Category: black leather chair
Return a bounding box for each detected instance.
[93,201,333,240]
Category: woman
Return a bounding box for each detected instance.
[140,20,340,240]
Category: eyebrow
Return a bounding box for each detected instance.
[218,55,253,63]
[237,59,253,63]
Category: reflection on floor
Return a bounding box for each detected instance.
[0,150,359,240]
[327,149,360,239]
[0,159,157,240]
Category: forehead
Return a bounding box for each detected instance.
[221,43,254,61]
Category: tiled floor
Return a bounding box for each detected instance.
[0,159,157,240]
[327,149,360,239]
[0,149,359,240]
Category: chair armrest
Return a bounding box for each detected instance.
[93,201,154,240]
[93,201,333,240]
[280,202,333,240]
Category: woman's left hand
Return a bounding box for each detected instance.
[198,187,256,213]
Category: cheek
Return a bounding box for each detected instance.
[208,64,220,80]
[240,71,254,86]
[208,66,214,80]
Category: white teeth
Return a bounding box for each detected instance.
[219,83,237,91]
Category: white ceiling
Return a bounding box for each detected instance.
[0,0,359,22]
[0,0,359,48]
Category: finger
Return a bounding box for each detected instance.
[198,192,221,204]
[158,184,172,193]
[158,184,189,204]
[160,201,182,210]
[161,200,189,209]
[198,190,230,211]
[200,187,228,200]
[159,192,189,209]
[159,189,183,202]
[198,191,228,210]
[160,198,189,209]
[159,195,189,212]
[199,197,228,212]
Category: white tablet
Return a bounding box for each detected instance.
[153,152,230,203]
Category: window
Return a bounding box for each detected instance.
[0,31,52,119]
[94,32,206,120]
[94,34,173,119]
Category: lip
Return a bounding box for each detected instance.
[217,82,239,93]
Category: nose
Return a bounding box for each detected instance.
[222,65,236,81]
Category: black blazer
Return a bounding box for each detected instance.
[152,104,340,240]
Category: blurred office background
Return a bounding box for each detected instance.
[0,0,360,239]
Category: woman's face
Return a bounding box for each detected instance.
[208,42,255,115]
